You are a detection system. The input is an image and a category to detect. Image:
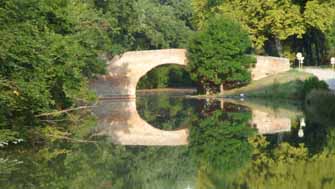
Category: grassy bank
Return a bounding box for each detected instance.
[218,70,313,99]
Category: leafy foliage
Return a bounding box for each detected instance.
[301,77,329,99]
[2,94,335,188]
[0,130,21,148]
[326,23,335,56]
[94,0,193,52]
[0,0,111,127]
[192,0,335,64]
[0,0,195,128]
[187,16,255,93]
[137,65,195,89]
[219,0,305,51]
[94,0,195,90]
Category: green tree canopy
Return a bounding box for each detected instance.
[192,0,335,63]
[0,0,111,127]
[187,16,255,93]
[94,0,193,52]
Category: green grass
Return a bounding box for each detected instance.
[220,69,313,99]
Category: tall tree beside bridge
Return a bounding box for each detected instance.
[187,16,255,94]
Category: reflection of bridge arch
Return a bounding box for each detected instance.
[92,99,189,146]
[91,98,298,145]
[91,49,187,98]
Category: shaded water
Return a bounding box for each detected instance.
[1,93,335,189]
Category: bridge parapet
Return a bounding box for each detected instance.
[91,49,291,98]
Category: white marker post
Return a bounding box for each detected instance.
[296,52,303,69]
[331,57,335,71]
[298,118,306,138]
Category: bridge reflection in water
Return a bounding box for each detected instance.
[91,99,300,146]
[91,99,189,146]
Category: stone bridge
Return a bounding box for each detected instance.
[91,49,187,98]
[90,49,291,98]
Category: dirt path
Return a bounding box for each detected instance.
[303,68,335,90]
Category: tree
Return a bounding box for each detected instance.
[158,0,194,29]
[218,0,305,56]
[187,16,255,94]
[326,23,335,57]
[191,0,224,29]
[0,0,111,127]
[94,0,193,52]
[192,0,335,64]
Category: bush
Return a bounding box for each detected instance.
[305,90,335,125]
[301,77,329,99]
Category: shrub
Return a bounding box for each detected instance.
[302,77,329,99]
[305,90,335,125]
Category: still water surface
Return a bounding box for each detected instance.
[1,93,335,189]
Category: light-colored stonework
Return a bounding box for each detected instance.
[91,99,297,146]
[91,99,189,146]
[252,56,291,81]
[224,99,303,135]
[90,49,187,98]
[251,109,292,134]
[90,49,291,98]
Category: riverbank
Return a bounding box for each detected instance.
[191,70,313,100]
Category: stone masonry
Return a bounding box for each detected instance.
[252,56,291,81]
[90,49,291,98]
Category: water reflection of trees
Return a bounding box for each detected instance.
[136,95,202,130]
[235,136,335,189]
[188,99,335,188]
[189,110,256,189]
[1,142,195,189]
[2,96,335,188]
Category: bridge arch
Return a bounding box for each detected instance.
[91,49,187,98]
[136,63,193,90]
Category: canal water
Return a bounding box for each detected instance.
[1,93,335,189]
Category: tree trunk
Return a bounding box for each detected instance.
[274,37,283,57]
